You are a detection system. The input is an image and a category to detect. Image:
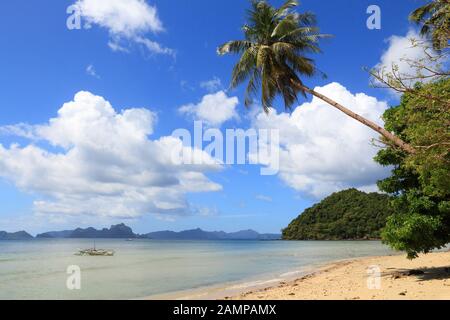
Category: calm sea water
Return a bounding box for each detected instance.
[0,239,393,299]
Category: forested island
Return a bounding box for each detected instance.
[282,189,393,240]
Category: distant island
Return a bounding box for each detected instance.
[282,189,393,240]
[143,228,280,240]
[0,223,280,241]
[37,223,136,239]
[0,231,34,240]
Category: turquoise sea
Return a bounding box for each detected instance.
[0,239,394,299]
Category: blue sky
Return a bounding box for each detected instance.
[0,0,427,234]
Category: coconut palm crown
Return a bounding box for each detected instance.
[409,0,450,51]
[218,0,329,112]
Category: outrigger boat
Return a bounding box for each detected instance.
[75,248,115,256]
[75,241,115,256]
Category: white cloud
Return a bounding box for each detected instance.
[108,41,130,53]
[0,91,222,218]
[134,36,175,56]
[252,82,391,198]
[75,0,163,36]
[86,64,99,78]
[200,77,223,92]
[178,91,239,127]
[74,0,173,55]
[375,29,445,87]
[0,123,36,140]
[180,80,195,92]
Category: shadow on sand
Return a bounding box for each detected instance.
[384,266,450,282]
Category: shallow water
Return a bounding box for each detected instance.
[0,239,393,299]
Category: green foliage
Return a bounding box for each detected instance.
[409,0,450,51]
[282,189,393,240]
[375,79,450,259]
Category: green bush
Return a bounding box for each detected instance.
[375,79,450,259]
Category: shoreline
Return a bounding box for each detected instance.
[144,251,450,300]
[143,258,351,300]
[142,265,319,300]
[232,251,450,300]
[142,254,393,300]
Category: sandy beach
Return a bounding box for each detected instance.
[230,251,450,300]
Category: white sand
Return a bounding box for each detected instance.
[231,251,450,300]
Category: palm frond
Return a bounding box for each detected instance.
[271,15,299,38]
[217,40,252,55]
[409,0,449,50]
[275,0,299,18]
[244,69,261,107]
[231,47,257,88]
[409,2,436,23]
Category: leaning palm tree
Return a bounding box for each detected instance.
[410,0,450,51]
[218,0,416,154]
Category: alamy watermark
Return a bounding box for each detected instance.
[367,5,381,30]
[66,265,81,290]
[367,265,381,290]
[171,121,280,176]
[66,5,83,30]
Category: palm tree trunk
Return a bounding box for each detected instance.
[299,84,416,154]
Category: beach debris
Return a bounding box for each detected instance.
[75,248,115,256]
[399,290,407,296]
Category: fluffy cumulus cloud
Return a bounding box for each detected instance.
[0,92,222,218]
[178,91,239,127]
[252,82,391,198]
[73,0,173,55]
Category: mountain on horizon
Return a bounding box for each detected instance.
[0,231,34,240]
[36,223,136,239]
[31,224,281,240]
[144,228,280,240]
